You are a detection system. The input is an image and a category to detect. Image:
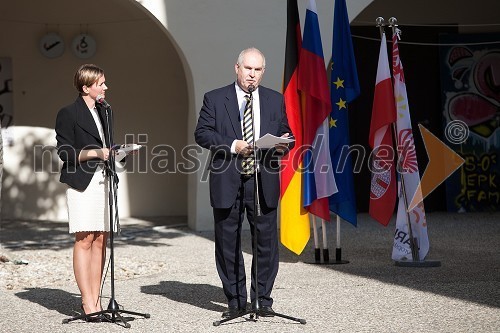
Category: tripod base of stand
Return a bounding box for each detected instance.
[62,300,150,327]
[394,259,441,267]
[213,308,306,326]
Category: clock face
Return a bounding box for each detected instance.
[39,33,65,58]
[72,34,97,59]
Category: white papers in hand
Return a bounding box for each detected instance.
[114,144,143,162]
[255,133,295,149]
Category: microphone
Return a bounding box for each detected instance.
[96,94,110,109]
[248,85,255,93]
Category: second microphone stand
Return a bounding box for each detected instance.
[213,87,306,326]
[63,102,150,328]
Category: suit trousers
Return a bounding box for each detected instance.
[213,174,279,309]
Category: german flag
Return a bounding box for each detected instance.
[280,0,310,255]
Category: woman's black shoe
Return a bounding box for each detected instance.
[80,305,102,323]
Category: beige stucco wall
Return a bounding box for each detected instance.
[0,0,189,221]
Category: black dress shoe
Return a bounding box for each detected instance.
[253,305,275,317]
[221,306,245,318]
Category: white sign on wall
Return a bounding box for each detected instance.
[72,34,97,59]
[39,32,65,58]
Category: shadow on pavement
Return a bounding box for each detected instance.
[0,218,188,251]
[15,288,81,316]
[141,281,227,313]
[294,212,500,309]
[4,213,500,310]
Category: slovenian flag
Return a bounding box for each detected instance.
[298,0,337,221]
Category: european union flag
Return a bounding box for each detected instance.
[328,0,360,226]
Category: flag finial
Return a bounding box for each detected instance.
[376,17,385,37]
[375,17,385,27]
[389,17,401,40]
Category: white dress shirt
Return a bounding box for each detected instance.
[89,106,106,147]
[231,82,260,153]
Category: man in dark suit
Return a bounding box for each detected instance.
[194,47,292,318]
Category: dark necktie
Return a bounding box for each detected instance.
[242,95,254,175]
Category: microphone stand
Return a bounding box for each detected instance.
[213,88,305,326]
[63,103,150,327]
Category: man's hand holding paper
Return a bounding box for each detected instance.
[255,133,295,150]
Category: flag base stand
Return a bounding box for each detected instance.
[394,259,441,267]
[330,248,350,264]
[304,248,350,265]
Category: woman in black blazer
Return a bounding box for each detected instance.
[55,64,111,321]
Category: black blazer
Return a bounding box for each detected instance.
[55,95,111,191]
[194,84,292,209]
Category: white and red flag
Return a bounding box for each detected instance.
[391,32,429,260]
[369,32,397,226]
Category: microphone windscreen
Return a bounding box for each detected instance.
[95,94,110,108]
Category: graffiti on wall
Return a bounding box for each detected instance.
[440,34,500,212]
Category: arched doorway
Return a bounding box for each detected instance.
[0,0,190,221]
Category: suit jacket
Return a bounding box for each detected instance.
[194,84,292,209]
[55,95,111,191]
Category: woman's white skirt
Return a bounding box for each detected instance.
[66,166,113,233]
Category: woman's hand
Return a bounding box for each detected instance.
[78,148,112,162]
[98,148,111,161]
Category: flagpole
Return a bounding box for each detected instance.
[321,219,329,262]
[336,216,340,255]
[391,121,420,261]
[377,17,419,262]
[376,16,385,39]
[387,17,440,267]
[334,215,349,264]
[320,217,349,264]
[312,215,321,263]
[307,214,349,265]
[389,18,419,262]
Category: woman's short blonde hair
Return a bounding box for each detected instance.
[73,64,104,93]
